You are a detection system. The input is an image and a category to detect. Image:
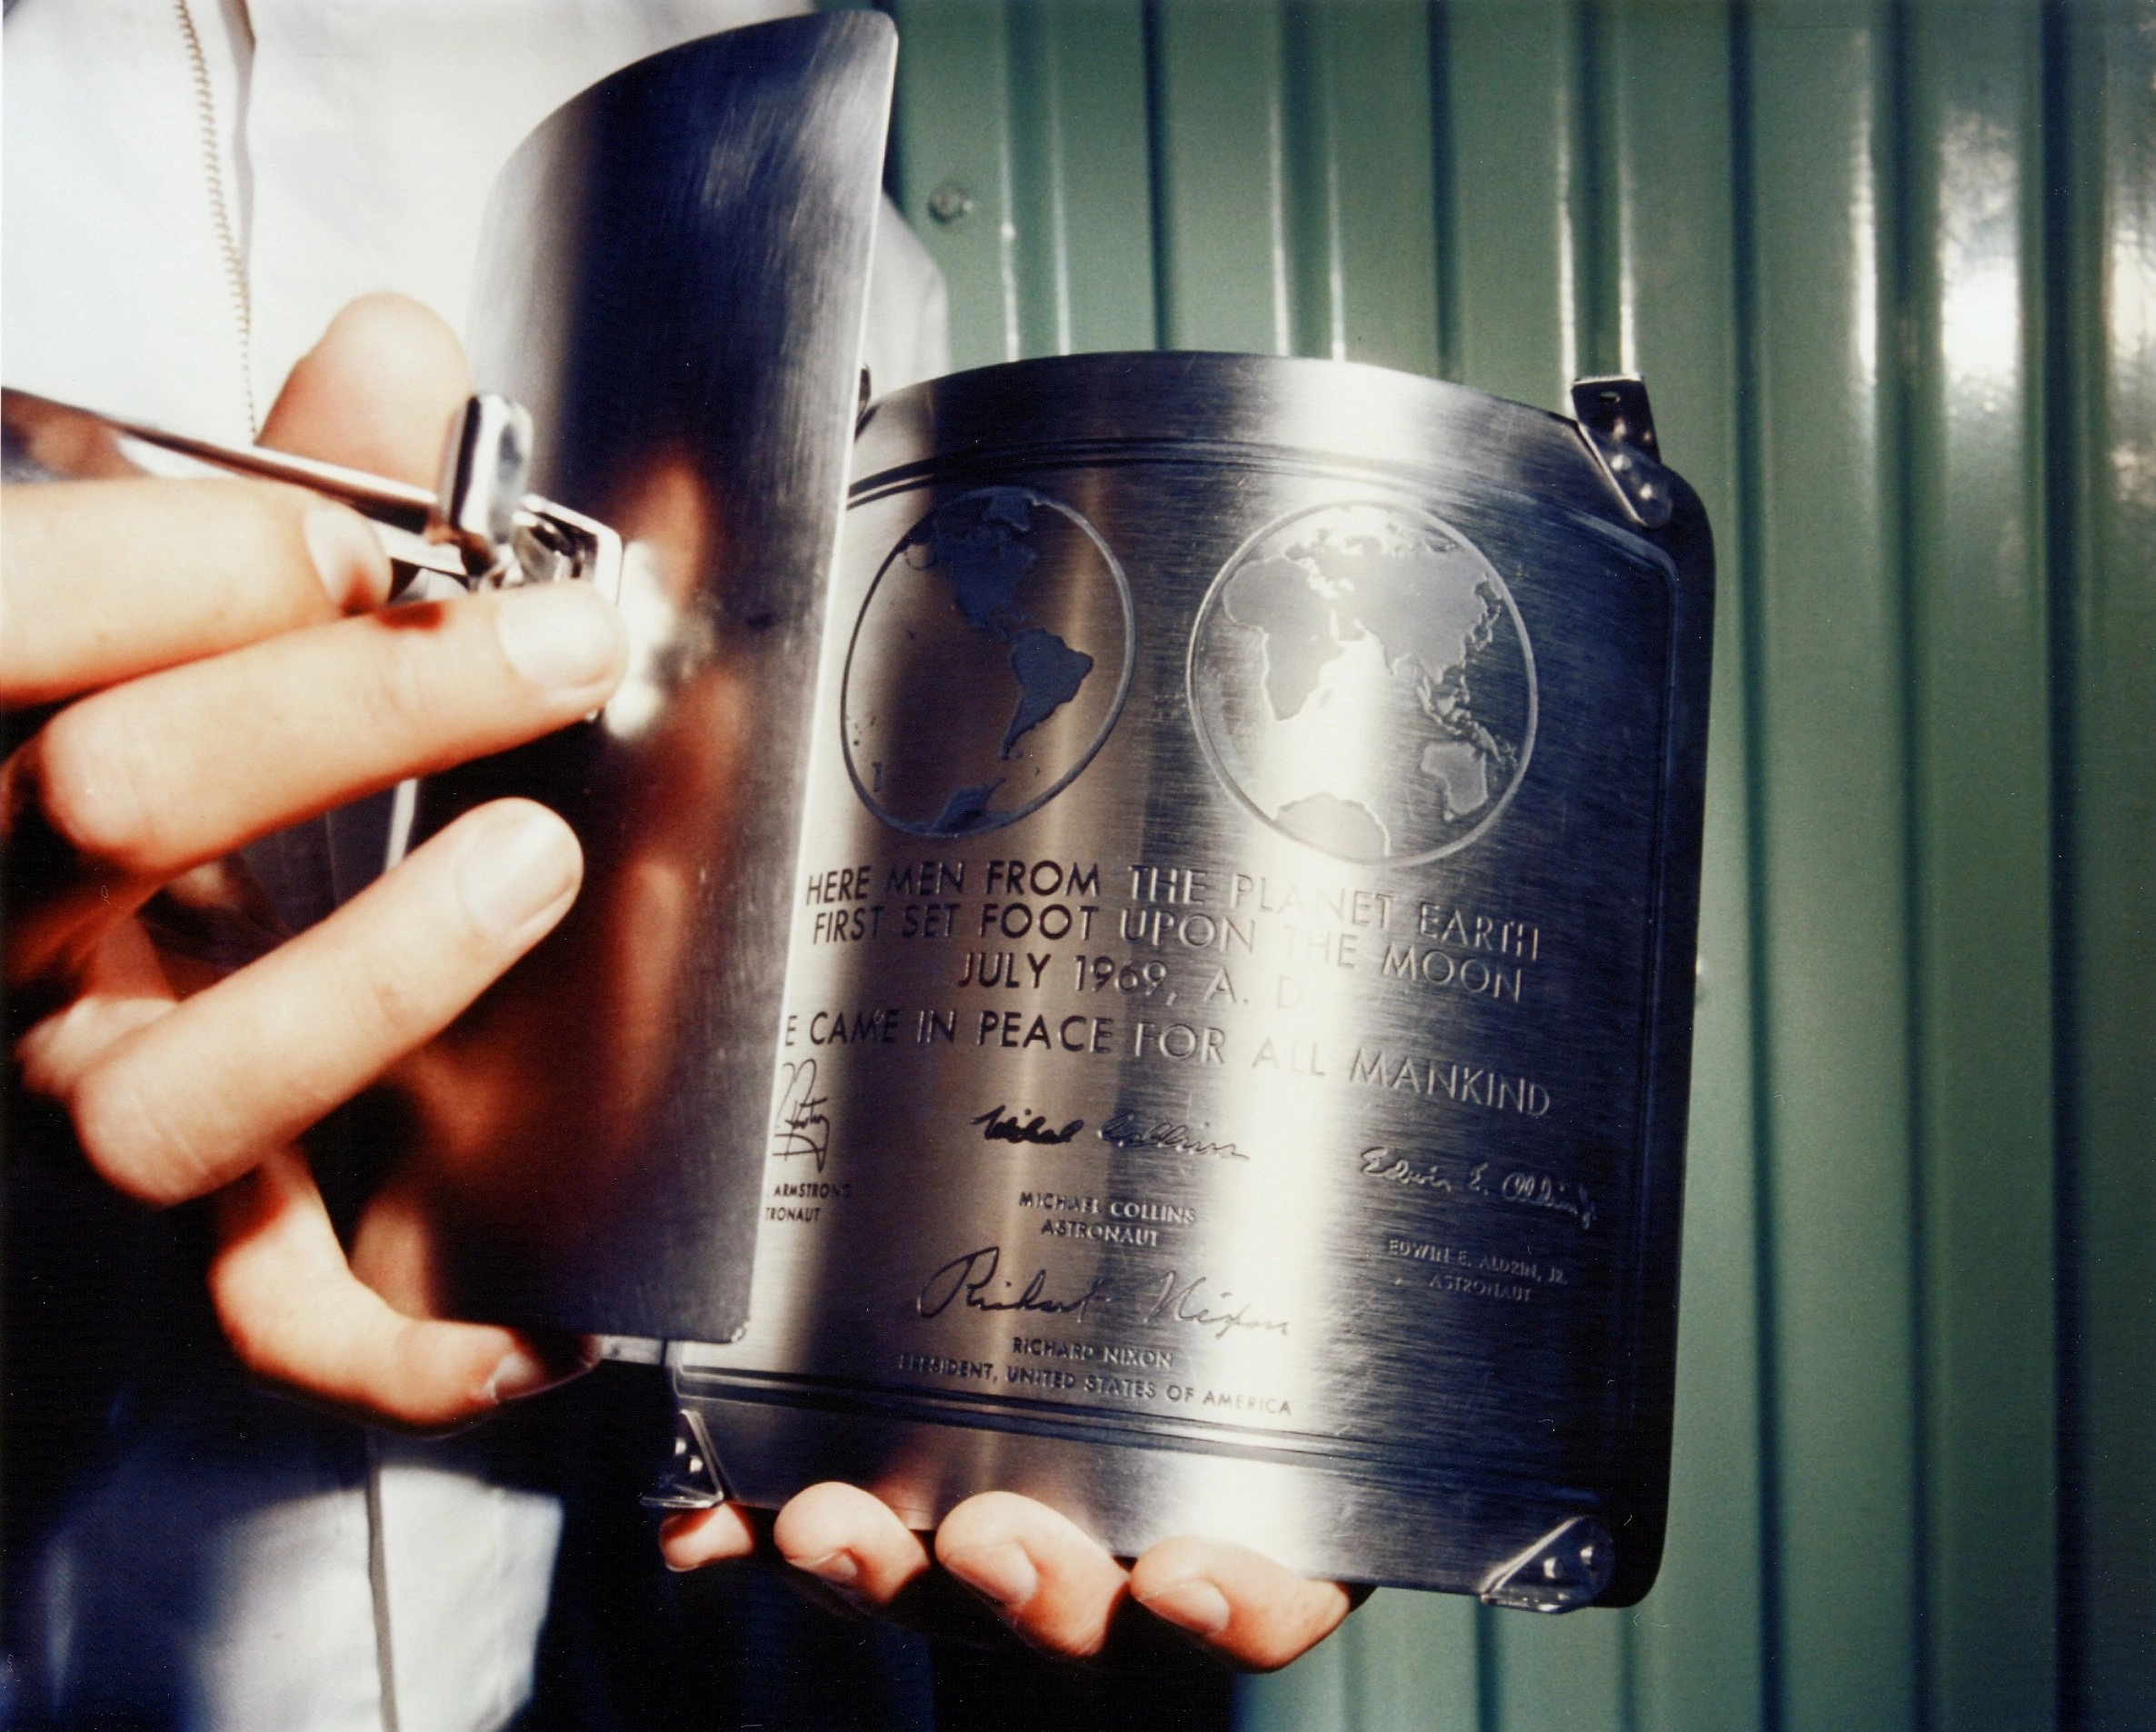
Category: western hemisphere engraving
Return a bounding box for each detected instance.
[840,485,1135,838]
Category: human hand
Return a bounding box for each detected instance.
[3,294,626,1429]
[659,1487,1364,1672]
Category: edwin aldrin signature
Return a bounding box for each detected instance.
[1359,1143,1597,1232]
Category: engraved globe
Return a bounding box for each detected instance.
[842,485,1134,837]
[1188,500,1537,864]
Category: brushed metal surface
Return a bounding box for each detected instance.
[674,352,1714,1601]
[368,15,895,1342]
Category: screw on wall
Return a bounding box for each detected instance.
[927,181,976,224]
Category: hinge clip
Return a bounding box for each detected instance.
[1571,376,1674,530]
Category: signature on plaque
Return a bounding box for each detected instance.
[973,1105,1084,1146]
[770,1060,832,1171]
[1098,1110,1247,1161]
[1359,1145,1453,1190]
[1471,1160,1596,1231]
[916,1245,1110,1322]
[1142,1270,1290,1340]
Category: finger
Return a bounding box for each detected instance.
[2,293,464,711]
[935,1491,1131,1660]
[773,1481,934,1606]
[658,1504,763,1572]
[209,1146,595,1431]
[66,799,581,1205]
[0,480,390,708]
[13,580,623,919]
[1129,1537,1359,1671]
[13,919,175,1099]
[260,294,471,482]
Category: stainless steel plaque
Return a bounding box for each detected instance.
[371,15,895,1343]
[670,356,1714,1604]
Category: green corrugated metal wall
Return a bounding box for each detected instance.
[866,3,2155,1727]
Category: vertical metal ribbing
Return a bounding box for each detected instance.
[1428,0,1462,383]
[1010,1,1156,356]
[1473,1589,1500,1732]
[2052,8,2156,1729]
[1446,0,1585,412]
[1744,5,1921,1729]
[1283,2,1346,361]
[1726,16,1786,1727]
[2038,4,2085,1722]
[1143,0,1177,352]
[1904,4,2063,1727]
[887,0,1018,371]
[1006,3,1073,358]
[1569,0,1618,383]
[1289,1,1442,378]
[1143,0,1294,354]
[1882,7,1933,1725]
[1604,4,1769,1727]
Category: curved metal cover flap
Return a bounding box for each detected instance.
[377,13,895,1341]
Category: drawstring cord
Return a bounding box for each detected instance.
[363,1432,403,1732]
[172,0,257,435]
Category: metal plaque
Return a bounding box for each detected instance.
[371,13,896,1341]
[669,355,1714,1603]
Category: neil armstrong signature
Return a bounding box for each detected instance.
[770,1060,831,1171]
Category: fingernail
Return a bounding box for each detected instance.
[494,582,624,690]
[1140,1578,1233,1637]
[457,806,580,939]
[660,1508,756,1572]
[796,1549,862,1589]
[942,1541,1038,1609]
[304,503,390,609]
[485,1334,596,1404]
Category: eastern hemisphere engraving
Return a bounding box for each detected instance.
[1188,501,1536,864]
[843,487,1134,837]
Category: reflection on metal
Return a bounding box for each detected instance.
[670,351,1714,1600]
[378,14,896,1344]
[1479,1516,1618,1614]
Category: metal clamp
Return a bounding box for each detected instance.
[640,1406,728,1511]
[1570,375,1675,530]
[0,387,623,603]
[1478,1516,1617,1612]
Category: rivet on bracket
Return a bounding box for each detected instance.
[1570,376,1675,530]
[640,1405,728,1511]
[1478,1515,1617,1613]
